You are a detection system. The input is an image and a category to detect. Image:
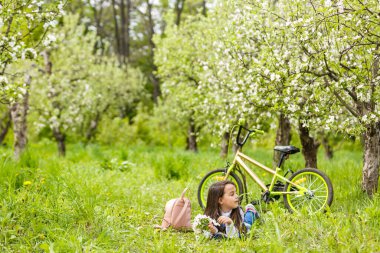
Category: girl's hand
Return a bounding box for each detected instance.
[208,222,218,234]
[217,216,233,225]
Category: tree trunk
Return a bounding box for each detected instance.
[125,0,131,60]
[146,1,161,103]
[321,134,333,160]
[119,0,131,63]
[174,0,185,26]
[86,114,100,143]
[43,50,66,156]
[220,131,230,158]
[111,0,121,64]
[273,113,291,167]
[202,0,207,16]
[11,74,31,159]
[298,120,320,168]
[120,0,127,63]
[186,117,198,152]
[150,72,161,104]
[85,104,110,142]
[361,123,380,196]
[42,50,52,75]
[53,127,66,156]
[361,44,379,195]
[0,110,11,144]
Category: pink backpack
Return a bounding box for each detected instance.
[156,188,192,231]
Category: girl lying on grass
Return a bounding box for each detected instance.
[203,180,259,239]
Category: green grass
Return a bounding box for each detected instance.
[0,141,379,252]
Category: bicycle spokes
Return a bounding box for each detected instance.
[285,171,332,214]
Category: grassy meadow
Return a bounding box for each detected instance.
[0,139,379,252]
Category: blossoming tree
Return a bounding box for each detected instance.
[31,15,144,155]
[156,0,380,195]
[286,0,380,195]
[0,0,64,158]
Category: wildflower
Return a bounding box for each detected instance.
[23,181,32,186]
[192,214,220,239]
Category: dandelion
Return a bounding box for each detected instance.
[23,181,32,186]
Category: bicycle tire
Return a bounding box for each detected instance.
[197,169,244,209]
[283,168,333,214]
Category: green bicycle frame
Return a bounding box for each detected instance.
[224,150,308,196]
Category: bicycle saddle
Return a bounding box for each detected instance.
[274,145,300,154]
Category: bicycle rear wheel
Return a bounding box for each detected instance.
[283,168,333,214]
[197,169,243,209]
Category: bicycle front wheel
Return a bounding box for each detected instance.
[283,168,333,214]
[197,169,243,209]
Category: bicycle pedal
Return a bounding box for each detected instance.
[261,190,271,203]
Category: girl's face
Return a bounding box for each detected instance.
[218,183,239,212]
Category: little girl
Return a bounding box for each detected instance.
[204,180,259,239]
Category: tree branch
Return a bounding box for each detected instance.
[323,54,339,81]
[324,77,359,118]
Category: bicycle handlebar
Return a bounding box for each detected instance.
[236,125,264,147]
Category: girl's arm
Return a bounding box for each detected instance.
[217,216,239,238]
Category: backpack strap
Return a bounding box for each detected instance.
[173,187,189,226]
[180,188,188,200]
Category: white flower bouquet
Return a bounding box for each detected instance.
[192,214,220,239]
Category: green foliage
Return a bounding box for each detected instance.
[0,0,63,103]
[28,14,145,151]
[0,142,379,252]
[151,151,192,180]
[156,0,380,135]
[134,102,189,147]
[95,117,137,146]
[155,0,380,194]
[100,158,134,172]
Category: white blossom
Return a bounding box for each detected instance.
[0,76,8,85]
[43,34,57,46]
[43,20,59,29]
[21,48,37,60]
[192,214,220,239]
[337,0,344,13]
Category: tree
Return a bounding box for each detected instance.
[155,2,218,152]
[155,3,275,154]
[0,0,64,158]
[31,15,144,155]
[291,0,380,195]
[10,70,31,159]
[155,0,380,196]
[154,14,207,152]
[81,60,145,142]
[231,0,380,194]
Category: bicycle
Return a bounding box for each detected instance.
[197,123,334,214]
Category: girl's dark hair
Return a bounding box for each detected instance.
[204,180,243,232]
